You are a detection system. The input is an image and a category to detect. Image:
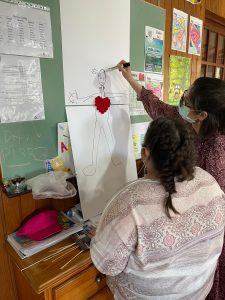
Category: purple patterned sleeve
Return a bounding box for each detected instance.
[204,138,225,300]
[204,138,225,193]
[138,87,181,120]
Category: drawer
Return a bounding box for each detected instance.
[88,286,114,300]
[53,265,107,300]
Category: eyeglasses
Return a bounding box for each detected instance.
[179,90,194,109]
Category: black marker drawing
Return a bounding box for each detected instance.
[67,69,127,176]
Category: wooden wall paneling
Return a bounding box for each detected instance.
[62,197,77,211]
[20,193,37,221]
[35,198,52,210]
[0,192,5,243]
[0,247,17,300]
[195,0,205,78]
[205,0,225,19]
[163,0,172,102]
[0,190,17,300]
[2,193,21,234]
[51,198,69,212]
[50,195,77,212]
[157,0,165,8]
[147,0,158,6]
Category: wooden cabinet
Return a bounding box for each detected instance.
[53,265,107,300]
[7,238,113,300]
[0,184,79,300]
[0,190,17,300]
[1,178,114,299]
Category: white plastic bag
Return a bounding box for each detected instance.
[26,171,77,199]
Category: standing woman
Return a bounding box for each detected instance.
[117,60,225,300]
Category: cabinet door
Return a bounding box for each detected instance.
[53,265,107,300]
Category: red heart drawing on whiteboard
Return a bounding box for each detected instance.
[95,96,111,114]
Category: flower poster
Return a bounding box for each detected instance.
[171,9,188,52]
[188,16,203,56]
[144,26,164,73]
[145,73,163,100]
[168,55,191,106]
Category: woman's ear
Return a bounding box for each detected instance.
[141,147,151,161]
[141,147,146,161]
[198,111,208,121]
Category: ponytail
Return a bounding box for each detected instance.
[143,117,195,218]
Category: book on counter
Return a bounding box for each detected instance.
[7,211,82,259]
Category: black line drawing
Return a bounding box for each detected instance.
[67,69,127,176]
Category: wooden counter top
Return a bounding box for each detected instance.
[6,237,92,294]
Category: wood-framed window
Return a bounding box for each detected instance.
[201,11,225,79]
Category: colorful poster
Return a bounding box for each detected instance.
[144,26,164,73]
[188,16,203,56]
[168,55,191,106]
[171,9,188,52]
[131,122,150,159]
[129,71,147,116]
[145,73,164,100]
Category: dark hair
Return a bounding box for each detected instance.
[189,77,225,137]
[143,117,195,218]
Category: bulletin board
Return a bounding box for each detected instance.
[0,0,165,179]
[0,0,66,179]
[130,0,165,124]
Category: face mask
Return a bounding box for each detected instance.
[178,105,195,124]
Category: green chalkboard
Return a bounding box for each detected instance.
[0,0,66,179]
[0,0,165,179]
[130,0,165,124]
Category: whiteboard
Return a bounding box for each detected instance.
[60,0,130,106]
[60,0,137,219]
[66,105,137,219]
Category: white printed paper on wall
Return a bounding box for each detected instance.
[60,0,137,220]
[0,54,45,123]
[132,122,150,159]
[129,71,147,116]
[0,0,53,58]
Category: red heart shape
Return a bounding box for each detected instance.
[95,96,111,114]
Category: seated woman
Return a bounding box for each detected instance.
[90,117,225,300]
